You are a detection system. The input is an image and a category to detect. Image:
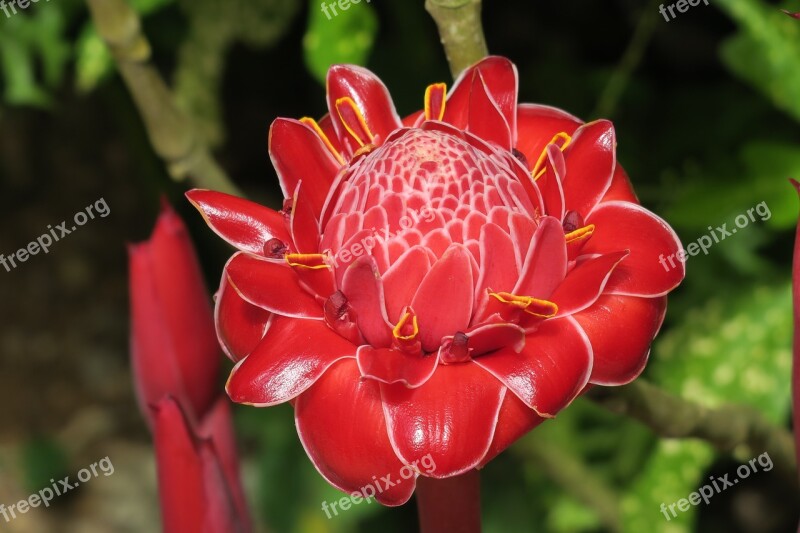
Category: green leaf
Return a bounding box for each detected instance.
[663,142,800,231]
[716,0,800,123]
[303,0,378,85]
[620,283,793,532]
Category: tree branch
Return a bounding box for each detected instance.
[587,379,798,484]
[425,0,488,79]
[85,0,242,196]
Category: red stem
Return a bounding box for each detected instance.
[791,179,800,480]
[416,469,482,533]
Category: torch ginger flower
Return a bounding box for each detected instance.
[187,56,685,505]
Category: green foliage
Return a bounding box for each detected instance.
[0,4,72,107]
[621,283,793,532]
[303,0,378,85]
[716,0,800,124]
[22,437,70,494]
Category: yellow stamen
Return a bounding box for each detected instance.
[300,117,345,165]
[424,83,447,121]
[285,253,331,270]
[565,224,595,244]
[392,309,419,341]
[488,291,558,318]
[335,97,375,147]
[531,132,572,180]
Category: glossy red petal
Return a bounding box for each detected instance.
[327,65,402,151]
[444,56,518,134]
[513,216,567,299]
[585,201,684,297]
[357,346,439,388]
[561,120,615,215]
[473,317,592,417]
[215,274,271,362]
[269,118,341,217]
[296,359,415,506]
[341,255,393,347]
[289,182,321,253]
[574,294,666,385]
[480,391,545,466]
[186,189,291,255]
[600,164,638,203]
[380,362,506,477]
[226,316,356,406]
[550,251,629,316]
[412,244,475,352]
[225,252,323,319]
[382,246,433,323]
[467,73,512,149]
[515,103,582,164]
[536,144,566,219]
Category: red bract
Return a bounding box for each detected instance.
[188,56,685,505]
[128,202,251,531]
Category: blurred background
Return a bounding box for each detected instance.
[1,0,799,531]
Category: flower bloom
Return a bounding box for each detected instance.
[128,202,251,531]
[188,56,685,505]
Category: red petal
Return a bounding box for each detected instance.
[561,120,615,215]
[186,189,291,256]
[341,255,393,347]
[226,316,356,406]
[474,223,519,320]
[412,244,475,352]
[467,73,512,149]
[473,317,592,417]
[380,362,506,477]
[129,203,219,424]
[357,346,439,388]
[513,216,567,299]
[445,56,518,135]
[289,182,321,253]
[296,359,415,506]
[326,65,402,152]
[536,144,566,220]
[515,103,582,164]
[550,251,629,316]
[197,398,252,531]
[383,246,433,323]
[152,397,244,533]
[601,165,638,203]
[269,118,341,217]
[585,201,684,296]
[225,252,324,319]
[215,274,271,362]
[573,294,666,385]
[480,392,545,466]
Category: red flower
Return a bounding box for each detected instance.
[188,56,684,505]
[128,202,251,531]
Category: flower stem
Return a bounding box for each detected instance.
[416,470,482,533]
[587,379,798,485]
[424,0,488,79]
[85,0,242,197]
